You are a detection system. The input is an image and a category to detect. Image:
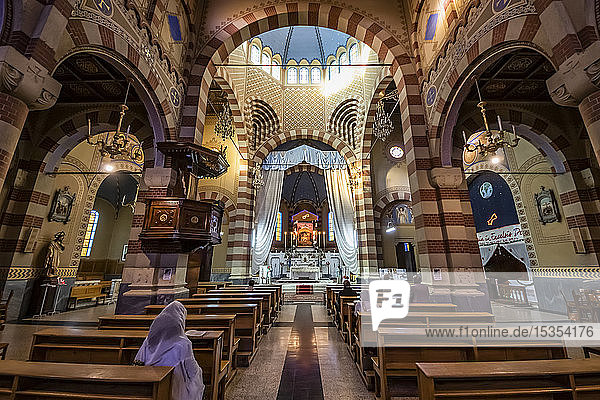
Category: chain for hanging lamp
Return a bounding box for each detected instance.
[215,103,235,141]
[373,101,393,141]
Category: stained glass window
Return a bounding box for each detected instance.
[261,53,271,73]
[311,67,321,83]
[275,212,282,241]
[299,67,309,84]
[349,43,359,64]
[328,212,335,241]
[250,45,261,64]
[287,67,298,84]
[272,60,280,80]
[81,210,99,257]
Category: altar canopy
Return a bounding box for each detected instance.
[251,144,358,274]
[262,145,347,170]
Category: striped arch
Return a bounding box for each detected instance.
[182,3,478,275]
[183,3,418,145]
[252,129,358,165]
[36,107,155,173]
[211,72,249,276]
[430,41,557,168]
[56,23,179,142]
[373,190,412,267]
[327,97,364,150]
[244,97,282,152]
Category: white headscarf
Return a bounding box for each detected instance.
[135,301,204,400]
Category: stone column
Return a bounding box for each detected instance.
[115,167,189,314]
[547,42,600,162]
[0,46,60,310]
[428,167,488,310]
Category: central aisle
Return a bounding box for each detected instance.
[225,303,376,400]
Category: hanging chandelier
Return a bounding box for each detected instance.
[373,101,393,141]
[215,103,235,141]
[463,83,520,158]
[87,81,133,159]
[251,163,264,189]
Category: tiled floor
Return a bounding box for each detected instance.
[0,303,116,360]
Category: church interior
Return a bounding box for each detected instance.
[0,0,600,399]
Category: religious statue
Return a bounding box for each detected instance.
[43,231,65,278]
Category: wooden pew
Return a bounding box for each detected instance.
[146,303,260,366]
[98,314,238,378]
[0,291,12,331]
[206,290,277,321]
[374,329,566,400]
[224,285,283,310]
[67,284,106,309]
[417,358,600,400]
[195,292,273,330]
[29,327,226,400]
[0,360,172,399]
[188,282,232,295]
[179,297,264,331]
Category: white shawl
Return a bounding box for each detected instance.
[135,301,204,400]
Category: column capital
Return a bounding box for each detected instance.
[0,46,61,111]
[547,42,600,107]
[430,167,464,189]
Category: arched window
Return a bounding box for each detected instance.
[81,210,99,257]
[349,43,359,64]
[275,212,282,241]
[340,53,348,66]
[329,61,337,80]
[250,45,261,65]
[287,67,298,84]
[261,53,271,73]
[299,67,309,84]
[328,212,335,241]
[272,60,280,80]
[311,67,321,83]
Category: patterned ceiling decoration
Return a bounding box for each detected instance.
[255,26,351,64]
[245,97,281,151]
[467,49,555,102]
[53,53,140,104]
[327,98,364,149]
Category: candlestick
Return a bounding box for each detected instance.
[462,130,467,144]
[512,124,516,141]
[497,114,503,132]
[284,232,287,251]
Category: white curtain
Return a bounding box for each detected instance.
[251,170,285,274]
[479,244,498,267]
[263,145,346,170]
[324,168,358,274]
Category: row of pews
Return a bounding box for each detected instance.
[325,283,600,400]
[0,283,282,400]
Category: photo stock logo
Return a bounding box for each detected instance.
[369,280,410,331]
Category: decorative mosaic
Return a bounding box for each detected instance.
[283,87,325,131]
[245,68,283,119]
[531,267,600,279]
[7,267,43,280]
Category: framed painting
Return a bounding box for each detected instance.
[48,187,76,224]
